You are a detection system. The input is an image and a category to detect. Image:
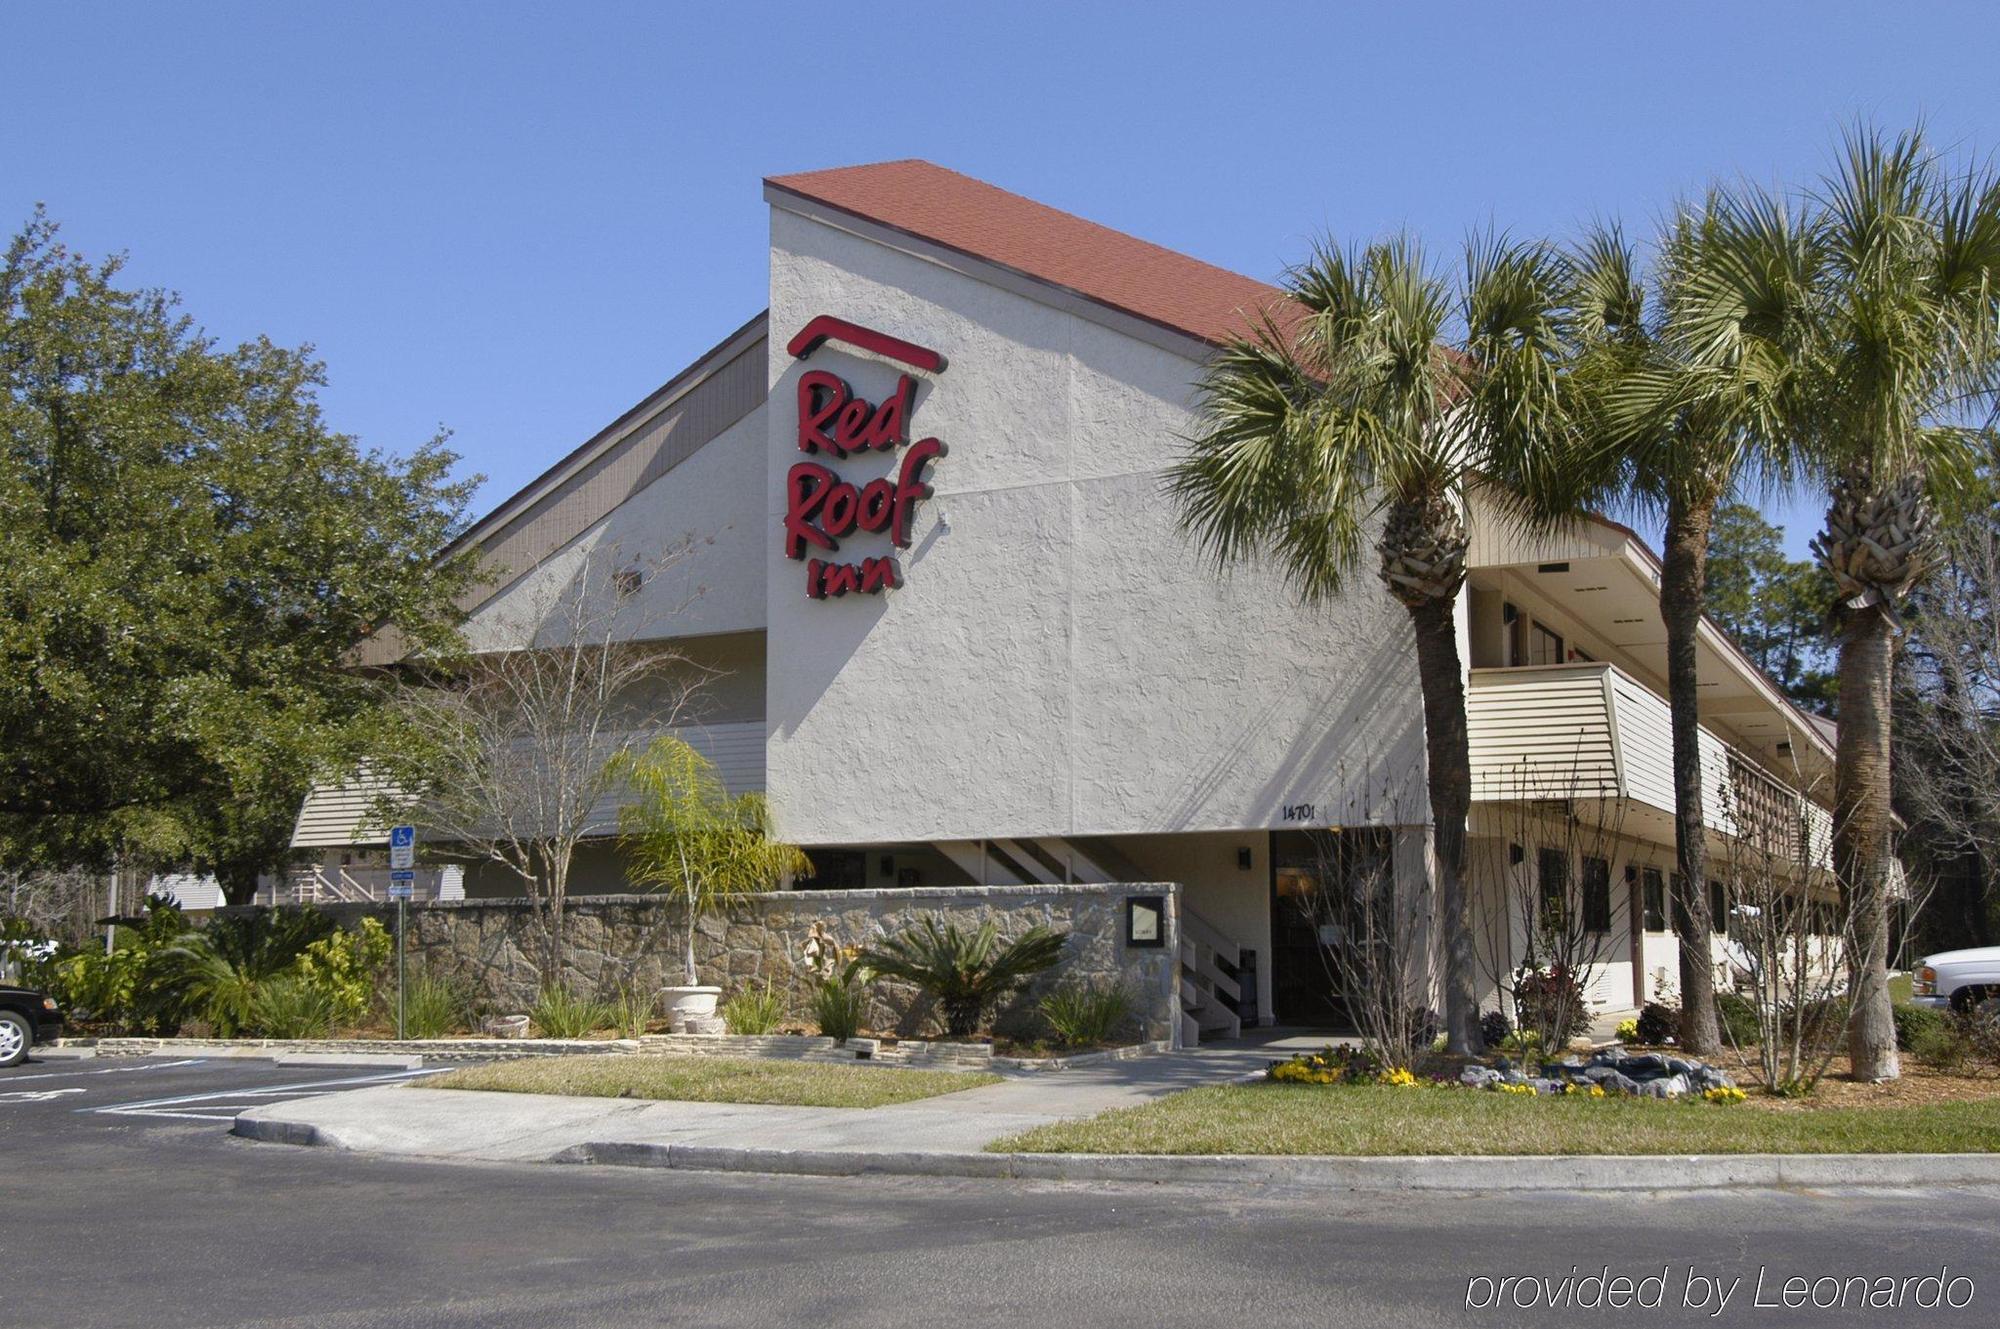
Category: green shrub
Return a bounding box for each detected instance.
[722,982,786,1035]
[160,907,340,1037]
[811,977,868,1043]
[531,986,615,1039]
[250,975,337,1038]
[1894,1002,1950,1052]
[849,915,1068,1038]
[1714,992,1760,1044]
[1911,1021,1972,1072]
[293,918,393,1027]
[1513,967,1590,1046]
[1039,982,1132,1048]
[400,969,472,1039]
[1635,1001,1679,1045]
[612,982,658,1038]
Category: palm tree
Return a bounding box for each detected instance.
[1170,235,1570,1054]
[1556,200,1818,1057]
[1795,128,2000,1080]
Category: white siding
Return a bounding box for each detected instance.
[289,721,766,850]
[1467,665,1619,800]
[1473,665,1833,873]
[1608,669,1675,815]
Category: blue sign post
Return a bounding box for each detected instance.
[388,826,417,1038]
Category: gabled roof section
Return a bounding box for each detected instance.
[352,312,768,666]
[765,159,1292,350]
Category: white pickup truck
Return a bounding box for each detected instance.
[1912,946,2000,1014]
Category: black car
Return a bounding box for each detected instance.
[0,985,62,1068]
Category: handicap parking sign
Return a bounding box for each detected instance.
[389,824,416,870]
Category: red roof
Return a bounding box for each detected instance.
[765,159,1291,349]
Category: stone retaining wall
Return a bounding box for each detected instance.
[264,882,1181,1043]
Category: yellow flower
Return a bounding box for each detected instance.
[1377,1067,1418,1087]
[1702,1085,1746,1105]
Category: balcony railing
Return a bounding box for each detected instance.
[255,865,464,907]
[1467,663,1832,869]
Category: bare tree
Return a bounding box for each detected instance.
[1712,768,1863,1094]
[1472,754,1633,1050]
[383,540,708,980]
[1296,827,1435,1069]
[1898,514,2000,952]
[1,866,103,948]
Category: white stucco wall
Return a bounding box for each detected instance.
[462,404,767,653]
[763,207,1426,846]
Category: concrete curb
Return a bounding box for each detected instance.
[228,1111,2000,1191]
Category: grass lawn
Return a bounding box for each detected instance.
[991,1082,2000,1156]
[421,1054,1000,1108]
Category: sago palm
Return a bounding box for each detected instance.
[1555,199,1818,1056]
[1170,234,1572,1054]
[849,915,1068,1039]
[1795,127,2000,1079]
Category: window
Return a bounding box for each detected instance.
[796,850,867,891]
[1582,856,1611,933]
[1537,847,1569,930]
[1710,879,1728,934]
[1642,868,1667,932]
[1526,622,1565,666]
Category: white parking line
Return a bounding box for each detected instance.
[85,1066,449,1118]
[0,1087,87,1104]
[3,1057,204,1083]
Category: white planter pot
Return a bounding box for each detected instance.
[661,985,722,1020]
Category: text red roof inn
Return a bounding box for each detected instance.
[765,159,1292,349]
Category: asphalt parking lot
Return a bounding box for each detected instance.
[5,1053,1999,1328]
[0,1052,445,1129]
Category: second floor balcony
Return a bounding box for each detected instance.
[1466,662,1833,871]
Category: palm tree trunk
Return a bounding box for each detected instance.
[1837,605,1901,1080]
[1660,493,1722,1055]
[1408,597,1478,1054]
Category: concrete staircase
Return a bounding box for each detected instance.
[1179,905,1243,1046]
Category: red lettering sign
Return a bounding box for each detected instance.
[782,317,946,599]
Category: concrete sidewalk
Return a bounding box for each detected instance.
[234,1041,1281,1163]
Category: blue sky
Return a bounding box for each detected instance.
[7,3,1996,556]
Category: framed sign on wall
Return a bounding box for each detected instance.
[1125,895,1165,948]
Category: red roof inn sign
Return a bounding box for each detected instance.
[781,316,948,600]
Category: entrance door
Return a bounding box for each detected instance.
[1269,829,1394,1029]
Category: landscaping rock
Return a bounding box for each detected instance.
[1581,1065,1618,1083]
[484,1015,530,1040]
[1640,1073,1691,1099]
[1529,1078,1566,1095]
[1501,1068,1529,1086]
[1617,1053,1668,1076]
[1665,1057,1695,1077]
[1601,1071,1643,1095]
[1460,1066,1502,1089]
